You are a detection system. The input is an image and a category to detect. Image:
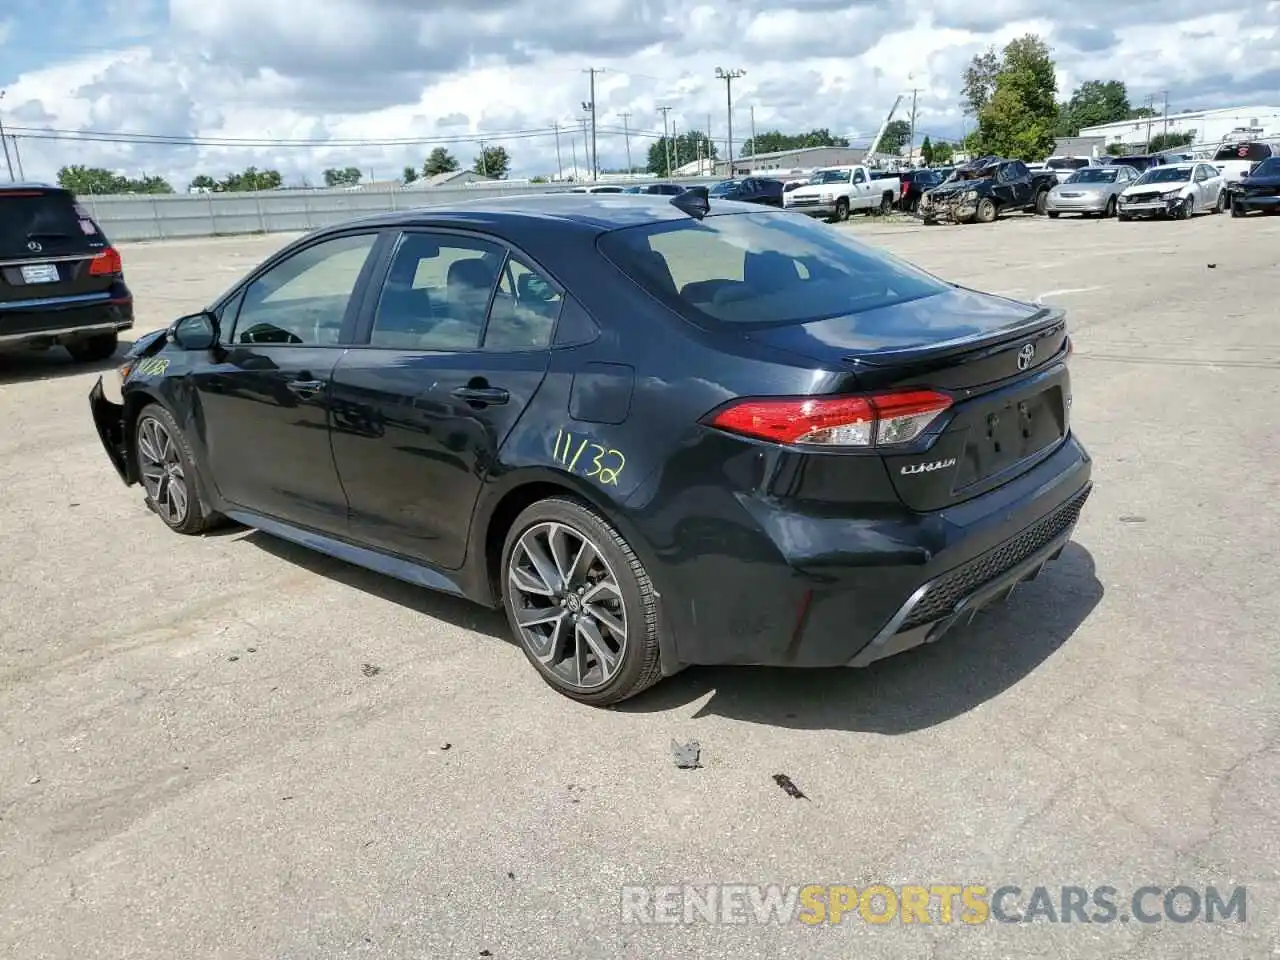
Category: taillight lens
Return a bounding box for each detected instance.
[89,247,123,276]
[901,179,910,196]
[704,390,952,447]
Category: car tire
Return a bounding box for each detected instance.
[501,495,662,707]
[879,192,893,216]
[1231,201,1246,217]
[833,198,850,222]
[1034,189,1049,215]
[65,332,119,363]
[133,404,217,536]
[1178,196,1194,219]
[1118,213,1132,222]
[1214,192,1226,214]
[975,198,997,223]
[1104,197,1117,218]
[1047,211,1060,219]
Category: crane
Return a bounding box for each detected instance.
[864,94,905,166]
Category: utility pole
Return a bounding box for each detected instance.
[672,119,680,170]
[580,117,590,178]
[10,136,23,180]
[749,105,757,157]
[583,67,604,181]
[479,139,488,178]
[552,121,564,181]
[657,105,673,177]
[707,113,712,171]
[570,133,579,181]
[1161,90,1170,137]
[908,87,920,166]
[714,67,746,169]
[619,112,633,172]
[0,91,13,182]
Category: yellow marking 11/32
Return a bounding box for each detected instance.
[553,428,626,486]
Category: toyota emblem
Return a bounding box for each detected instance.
[1016,343,1036,371]
[27,240,42,253]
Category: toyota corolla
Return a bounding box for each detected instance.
[88,193,1092,705]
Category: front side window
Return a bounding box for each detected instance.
[231,232,377,345]
[598,209,950,328]
[369,231,504,350]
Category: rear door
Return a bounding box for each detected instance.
[0,187,115,337]
[329,229,557,568]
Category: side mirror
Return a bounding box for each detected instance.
[170,311,219,350]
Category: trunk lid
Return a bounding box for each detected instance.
[0,187,113,306]
[744,287,1072,511]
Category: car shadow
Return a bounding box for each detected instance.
[618,542,1102,733]
[240,529,510,641]
[0,338,134,385]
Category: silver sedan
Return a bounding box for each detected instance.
[1045,165,1140,218]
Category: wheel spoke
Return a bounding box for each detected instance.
[586,603,626,641]
[547,524,579,589]
[577,618,618,677]
[167,476,188,521]
[522,535,564,595]
[509,564,555,598]
[582,579,619,605]
[516,605,564,629]
[536,612,570,666]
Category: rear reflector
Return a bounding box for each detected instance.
[705,390,953,447]
[89,247,123,276]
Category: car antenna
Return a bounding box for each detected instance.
[670,190,710,219]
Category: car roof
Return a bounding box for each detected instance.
[0,181,69,193]
[320,192,744,235]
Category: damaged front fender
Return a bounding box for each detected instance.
[915,192,979,224]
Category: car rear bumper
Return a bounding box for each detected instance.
[0,286,134,348]
[89,376,133,484]
[645,432,1093,668]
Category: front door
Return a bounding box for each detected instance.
[192,230,382,534]
[329,229,558,568]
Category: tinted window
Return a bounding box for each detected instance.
[1213,142,1272,162]
[369,232,504,350]
[232,232,376,345]
[484,255,562,351]
[1046,158,1089,170]
[709,180,742,196]
[808,169,853,184]
[597,210,950,327]
[1251,157,1280,177]
[0,189,103,257]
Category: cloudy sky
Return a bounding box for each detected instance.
[0,0,1277,187]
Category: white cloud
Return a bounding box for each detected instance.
[1,0,1277,188]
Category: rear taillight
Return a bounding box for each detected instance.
[704,390,953,448]
[901,179,910,196]
[89,247,123,276]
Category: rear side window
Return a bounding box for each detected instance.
[597,210,950,327]
[0,189,103,257]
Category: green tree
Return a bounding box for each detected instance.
[920,135,934,165]
[742,128,849,155]
[882,119,911,155]
[962,45,1002,117]
[473,145,511,179]
[217,167,283,191]
[424,147,459,176]
[402,166,419,184]
[189,174,218,192]
[1057,80,1131,136]
[1106,142,1127,156]
[646,129,717,174]
[57,165,174,195]
[1148,130,1195,152]
[322,166,362,187]
[931,140,955,164]
[972,34,1059,161]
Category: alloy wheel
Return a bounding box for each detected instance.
[136,416,189,525]
[507,521,628,690]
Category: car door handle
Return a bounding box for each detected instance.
[451,385,509,404]
[286,378,325,394]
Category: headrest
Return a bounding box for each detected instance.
[448,257,497,290]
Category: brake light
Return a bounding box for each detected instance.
[704,390,952,447]
[901,179,910,196]
[89,247,123,276]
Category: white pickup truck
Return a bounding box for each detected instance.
[782,165,901,221]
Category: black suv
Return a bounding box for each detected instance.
[1,182,133,362]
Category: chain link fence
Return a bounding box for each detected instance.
[78,178,725,242]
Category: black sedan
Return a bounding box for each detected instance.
[707,177,784,206]
[89,193,1092,705]
[1229,156,1280,216]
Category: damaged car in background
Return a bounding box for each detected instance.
[1045,164,1140,219]
[916,158,1059,224]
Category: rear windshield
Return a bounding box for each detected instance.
[597,209,950,327]
[1213,142,1272,163]
[1047,158,1090,170]
[0,189,104,256]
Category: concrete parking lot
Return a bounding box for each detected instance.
[2,211,1277,959]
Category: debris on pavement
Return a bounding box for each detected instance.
[441,743,452,751]
[772,774,808,800]
[1119,515,1147,524]
[360,663,382,677]
[671,740,702,769]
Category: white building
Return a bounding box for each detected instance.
[1079,105,1280,151]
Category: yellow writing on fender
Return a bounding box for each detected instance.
[796,885,990,925]
[134,356,170,376]
[552,428,625,486]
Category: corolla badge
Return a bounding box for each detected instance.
[27,240,42,252]
[901,458,957,476]
[1016,343,1036,371]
